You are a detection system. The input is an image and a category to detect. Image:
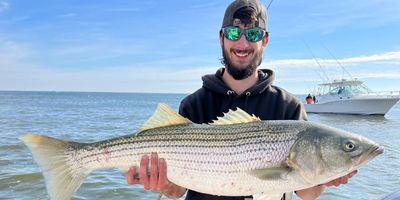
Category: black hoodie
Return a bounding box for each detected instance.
[178,68,307,200]
[179,68,307,124]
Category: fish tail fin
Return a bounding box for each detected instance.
[19,133,90,200]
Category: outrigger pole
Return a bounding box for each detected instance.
[322,43,354,80]
[303,40,330,83]
[267,0,274,10]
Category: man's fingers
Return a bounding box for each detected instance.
[332,177,348,187]
[333,171,355,186]
[127,166,140,184]
[126,167,135,184]
[150,153,159,190]
[342,176,349,185]
[349,170,358,178]
[325,180,336,187]
[334,180,340,187]
[338,177,347,186]
[126,166,134,184]
[140,155,150,189]
[127,154,170,192]
[158,158,168,191]
[324,177,343,187]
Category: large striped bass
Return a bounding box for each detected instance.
[20,103,383,200]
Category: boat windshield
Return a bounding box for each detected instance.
[328,85,371,95]
[319,79,373,95]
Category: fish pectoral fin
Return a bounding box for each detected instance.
[140,103,192,131]
[248,166,292,180]
[253,193,287,200]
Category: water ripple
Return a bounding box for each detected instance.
[2,92,399,200]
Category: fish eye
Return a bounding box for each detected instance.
[344,141,356,152]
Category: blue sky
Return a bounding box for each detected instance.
[1,0,399,94]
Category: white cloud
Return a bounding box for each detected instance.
[53,44,104,56]
[106,8,140,12]
[265,51,400,69]
[0,39,30,63]
[262,51,400,94]
[274,0,400,36]
[59,13,77,18]
[190,2,220,9]
[1,38,399,94]
[357,71,400,79]
[0,1,9,12]
[343,51,400,63]
[0,15,30,25]
[0,39,212,93]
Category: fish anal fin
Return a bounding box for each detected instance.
[140,103,192,131]
[253,192,291,200]
[210,108,260,125]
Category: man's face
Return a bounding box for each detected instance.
[220,23,268,80]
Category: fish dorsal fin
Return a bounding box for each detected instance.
[210,108,260,125]
[140,103,192,131]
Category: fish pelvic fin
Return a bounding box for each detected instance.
[140,103,192,131]
[248,166,292,180]
[210,107,260,125]
[19,133,90,200]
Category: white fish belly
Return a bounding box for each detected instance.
[72,122,303,196]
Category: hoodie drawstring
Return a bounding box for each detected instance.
[226,90,235,107]
[227,90,235,95]
[244,92,251,107]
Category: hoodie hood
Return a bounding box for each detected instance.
[202,68,275,96]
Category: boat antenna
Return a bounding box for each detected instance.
[322,43,354,80]
[303,40,330,83]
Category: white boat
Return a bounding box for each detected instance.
[304,78,400,115]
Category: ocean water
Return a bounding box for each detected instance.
[1,91,399,200]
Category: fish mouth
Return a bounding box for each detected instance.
[367,145,384,158]
[357,145,384,166]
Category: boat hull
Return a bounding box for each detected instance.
[304,97,400,115]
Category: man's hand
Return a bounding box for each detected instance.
[126,152,186,198]
[296,170,358,200]
[324,170,358,187]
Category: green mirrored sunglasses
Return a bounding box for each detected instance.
[221,26,268,42]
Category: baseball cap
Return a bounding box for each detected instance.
[221,0,268,30]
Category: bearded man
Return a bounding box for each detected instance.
[127,0,357,199]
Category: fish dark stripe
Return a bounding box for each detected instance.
[78,137,296,172]
[91,126,299,149]
[76,135,297,162]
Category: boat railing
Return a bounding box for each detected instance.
[313,90,400,97]
[365,91,400,97]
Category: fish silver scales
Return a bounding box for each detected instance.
[74,121,301,175]
[19,103,383,200]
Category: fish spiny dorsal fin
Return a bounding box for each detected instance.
[210,107,260,125]
[140,103,192,131]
